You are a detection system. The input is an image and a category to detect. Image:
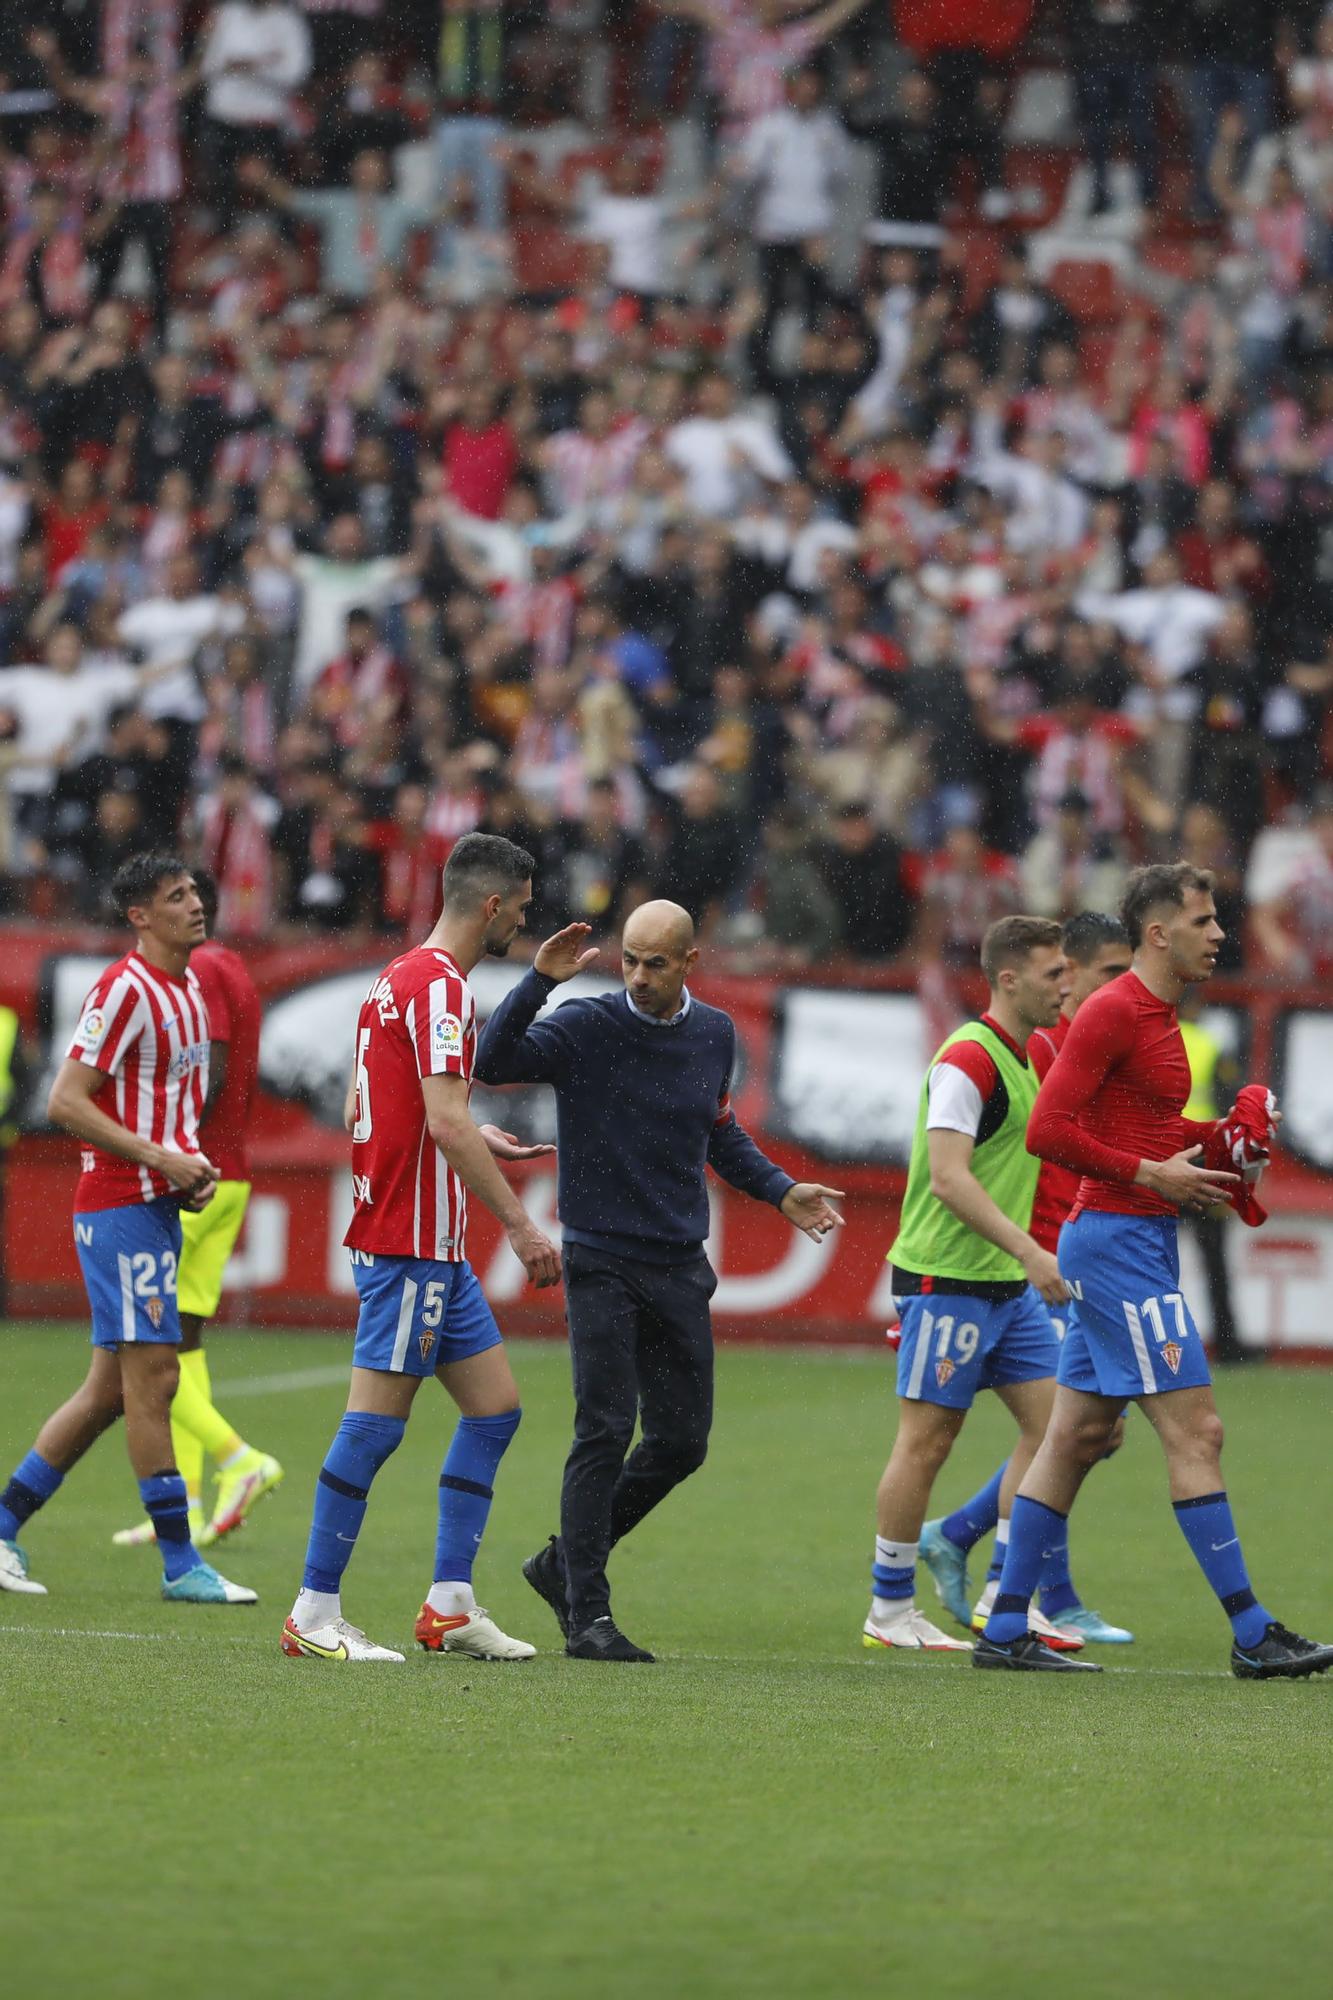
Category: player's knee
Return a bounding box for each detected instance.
[1192,1410,1225,1461]
[1058,1416,1117,1471]
[904,1418,957,1473]
[673,1427,709,1477]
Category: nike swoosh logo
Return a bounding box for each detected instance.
[424,1613,470,1633]
[292,1633,348,1659]
[336,1533,357,1543]
[1210,1539,1239,1552]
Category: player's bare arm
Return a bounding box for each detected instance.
[48,1058,218,1209]
[928,1127,1069,1305]
[421,1073,560,1288]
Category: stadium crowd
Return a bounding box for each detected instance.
[0,0,1332,975]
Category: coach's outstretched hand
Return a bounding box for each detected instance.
[534,923,599,983]
[781,1183,845,1240]
[479,1123,556,1162]
[1138,1145,1239,1215]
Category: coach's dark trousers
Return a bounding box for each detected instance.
[560,1242,717,1631]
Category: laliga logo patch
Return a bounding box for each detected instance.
[79,1008,106,1047]
[432,1013,463,1059]
[1162,1341,1182,1375]
[146,1297,164,1329]
[935,1357,955,1388]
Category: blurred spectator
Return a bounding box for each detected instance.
[656,761,745,932]
[1019,786,1127,921]
[1251,786,1333,978]
[738,68,850,365]
[839,65,948,231]
[1071,0,1164,215]
[434,0,514,234]
[200,0,311,225]
[542,775,649,930]
[916,819,1020,967]
[813,800,914,959]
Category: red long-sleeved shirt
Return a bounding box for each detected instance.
[1027,971,1216,1219]
[1026,1012,1078,1249]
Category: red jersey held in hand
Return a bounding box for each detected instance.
[344,945,477,1262]
[191,941,262,1183]
[1027,971,1216,1220]
[1025,1012,1078,1251]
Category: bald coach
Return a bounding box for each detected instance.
[475,901,843,1661]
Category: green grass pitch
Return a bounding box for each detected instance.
[3,1321,1332,1999]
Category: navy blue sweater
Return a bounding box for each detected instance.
[474,971,795,1262]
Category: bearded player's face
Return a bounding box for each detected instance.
[482,882,533,958]
[1165,889,1224,984]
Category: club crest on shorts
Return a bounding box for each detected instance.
[419,1329,436,1361]
[1162,1341,1182,1375]
[935,1357,955,1388]
[146,1296,164,1329]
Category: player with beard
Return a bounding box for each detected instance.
[282,834,562,1664]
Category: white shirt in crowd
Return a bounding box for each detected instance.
[292,551,402,688]
[1075,585,1227,681]
[739,106,850,243]
[202,2,312,127]
[118,595,245,723]
[583,193,681,297]
[971,447,1090,556]
[0,658,140,794]
[665,413,792,517]
[0,473,29,590]
[731,511,861,592]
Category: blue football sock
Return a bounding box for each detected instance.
[0,1450,63,1539]
[434,1409,521,1584]
[139,1471,200,1583]
[1172,1491,1272,1651]
[302,1412,406,1594]
[986,1518,1009,1587]
[941,1461,1007,1555]
[872,1536,916,1605]
[1037,1510,1081,1618]
[984,1496,1068,1643]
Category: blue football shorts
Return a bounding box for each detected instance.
[349,1253,502,1377]
[74,1198,184,1350]
[895,1285,1059,1409]
[1056,1210,1211,1400]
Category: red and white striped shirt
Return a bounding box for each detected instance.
[67,951,211,1213]
[344,945,477,1262]
[545,418,650,516]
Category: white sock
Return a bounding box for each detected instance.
[426,1580,476,1617]
[871,1595,915,1623]
[292,1588,340,1633]
[995,1519,1010,1550]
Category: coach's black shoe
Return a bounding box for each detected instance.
[973,1632,1102,1673]
[1231,1622,1333,1680]
[522,1536,569,1639]
[565,1616,655,1663]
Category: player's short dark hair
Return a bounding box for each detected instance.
[442,832,535,913]
[109,850,192,925]
[1061,910,1130,964]
[980,914,1062,983]
[192,868,219,933]
[1120,863,1214,948]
